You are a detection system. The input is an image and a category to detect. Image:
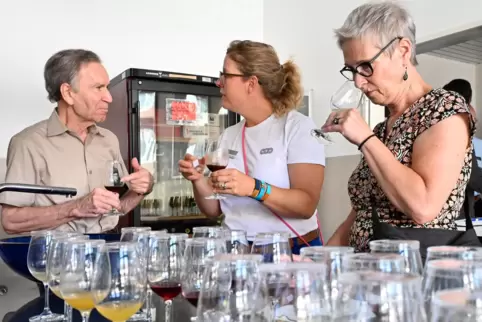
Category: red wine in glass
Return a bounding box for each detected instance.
[104,184,127,196]
[183,291,200,307]
[206,164,227,172]
[151,281,182,301]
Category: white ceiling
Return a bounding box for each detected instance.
[417,26,482,65]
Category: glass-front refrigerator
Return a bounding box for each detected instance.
[102,68,240,233]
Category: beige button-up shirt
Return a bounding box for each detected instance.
[0,109,128,233]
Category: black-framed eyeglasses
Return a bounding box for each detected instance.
[340,37,402,81]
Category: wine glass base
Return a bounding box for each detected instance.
[127,312,149,322]
[104,211,125,216]
[204,195,226,200]
[29,313,64,322]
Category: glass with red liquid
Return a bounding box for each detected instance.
[103,160,127,216]
[181,238,227,313]
[204,139,229,200]
[147,232,187,322]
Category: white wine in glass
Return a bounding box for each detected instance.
[92,242,147,322]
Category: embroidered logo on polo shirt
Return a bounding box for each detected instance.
[260,148,273,155]
[228,149,238,159]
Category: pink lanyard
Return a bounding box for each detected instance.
[241,124,324,246]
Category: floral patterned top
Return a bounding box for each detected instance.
[348,88,476,252]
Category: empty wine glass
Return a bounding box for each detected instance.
[253,262,329,322]
[251,232,293,263]
[27,230,65,322]
[342,252,406,273]
[333,271,427,321]
[148,232,188,322]
[204,139,229,200]
[104,160,127,216]
[195,254,264,322]
[369,240,424,275]
[181,238,227,311]
[120,226,152,241]
[192,226,228,238]
[59,239,106,322]
[311,80,365,144]
[431,288,482,321]
[91,242,147,322]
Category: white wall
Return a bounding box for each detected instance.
[477,64,482,138]
[0,0,263,161]
[263,0,480,158]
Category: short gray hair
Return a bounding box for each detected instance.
[44,49,101,103]
[334,1,418,65]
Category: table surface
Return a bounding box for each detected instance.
[7,291,197,322]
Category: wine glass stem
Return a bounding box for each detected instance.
[145,289,153,320]
[64,302,73,322]
[165,299,173,322]
[42,283,52,314]
[80,311,91,322]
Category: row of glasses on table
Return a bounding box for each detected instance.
[25,225,482,322]
[27,229,147,322]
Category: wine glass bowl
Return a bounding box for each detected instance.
[27,230,65,322]
[311,80,365,145]
[59,239,106,322]
[204,139,229,200]
[91,242,147,322]
[104,160,127,216]
[148,232,188,322]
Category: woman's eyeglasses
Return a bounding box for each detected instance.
[340,36,402,81]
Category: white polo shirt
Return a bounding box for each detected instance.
[218,110,326,240]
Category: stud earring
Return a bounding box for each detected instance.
[403,67,408,81]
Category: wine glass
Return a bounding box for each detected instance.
[148,232,188,322]
[59,239,106,322]
[311,80,365,144]
[27,230,65,322]
[91,242,147,322]
[120,226,152,241]
[104,160,127,216]
[250,232,293,263]
[204,139,229,200]
[120,227,161,322]
[181,238,227,310]
[47,233,89,322]
[195,254,264,322]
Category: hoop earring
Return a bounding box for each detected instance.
[403,67,408,81]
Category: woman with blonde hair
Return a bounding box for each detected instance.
[323,2,480,255]
[179,40,325,254]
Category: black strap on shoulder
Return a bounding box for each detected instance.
[371,198,473,230]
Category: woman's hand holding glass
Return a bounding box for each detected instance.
[210,168,255,197]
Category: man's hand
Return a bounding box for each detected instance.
[121,157,154,195]
[72,188,121,218]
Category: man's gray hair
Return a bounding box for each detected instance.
[334,1,418,65]
[44,49,101,103]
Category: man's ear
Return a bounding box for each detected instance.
[60,83,75,105]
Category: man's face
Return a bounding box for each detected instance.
[70,62,112,124]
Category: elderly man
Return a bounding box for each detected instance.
[0,49,153,234]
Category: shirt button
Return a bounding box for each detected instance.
[89,170,93,174]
